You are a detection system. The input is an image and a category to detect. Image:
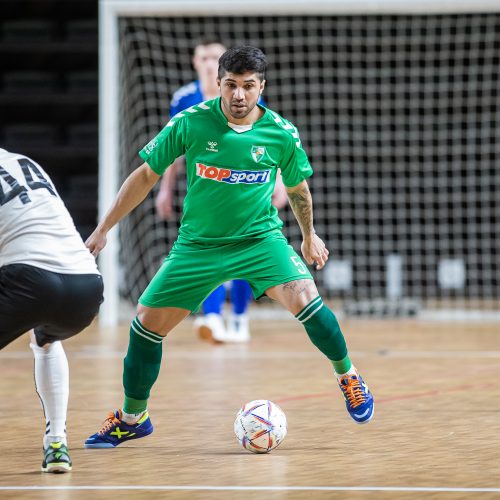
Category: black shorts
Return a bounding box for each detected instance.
[0,263,104,349]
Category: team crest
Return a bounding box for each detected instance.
[251,146,266,163]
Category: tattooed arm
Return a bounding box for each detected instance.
[286,180,314,238]
[286,180,329,270]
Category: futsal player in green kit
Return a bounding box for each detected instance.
[84,46,374,448]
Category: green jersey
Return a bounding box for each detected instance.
[139,98,313,244]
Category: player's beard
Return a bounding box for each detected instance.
[221,97,257,121]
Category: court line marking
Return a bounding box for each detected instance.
[3,350,500,360]
[275,380,500,405]
[0,486,500,492]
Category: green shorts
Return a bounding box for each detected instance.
[139,232,313,312]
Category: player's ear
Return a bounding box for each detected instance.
[260,79,266,93]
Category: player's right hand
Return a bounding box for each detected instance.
[85,228,107,257]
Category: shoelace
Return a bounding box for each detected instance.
[340,376,367,409]
[97,411,121,435]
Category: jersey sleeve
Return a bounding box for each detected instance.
[138,116,187,175]
[279,129,313,187]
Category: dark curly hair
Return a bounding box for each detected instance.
[218,46,267,81]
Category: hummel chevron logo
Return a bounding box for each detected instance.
[206,141,218,152]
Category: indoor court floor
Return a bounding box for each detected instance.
[1,307,499,500]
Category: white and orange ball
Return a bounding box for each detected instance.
[234,400,287,454]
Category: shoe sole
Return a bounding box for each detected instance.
[42,463,72,473]
[197,325,224,344]
[84,442,117,448]
[222,333,251,343]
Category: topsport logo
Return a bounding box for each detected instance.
[196,163,271,184]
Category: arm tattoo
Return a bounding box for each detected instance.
[287,182,314,238]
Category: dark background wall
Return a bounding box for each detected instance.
[0,0,98,239]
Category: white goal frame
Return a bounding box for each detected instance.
[98,0,500,326]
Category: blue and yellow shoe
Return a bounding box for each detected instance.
[42,441,72,473]
[84,409,153,448]
[338,371,374,424]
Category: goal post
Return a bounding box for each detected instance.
[99,0,500,326]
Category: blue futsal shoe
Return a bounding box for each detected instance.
[84,409,153,448]
[337,371,374,424]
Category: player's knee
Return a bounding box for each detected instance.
[266,279,318,311]
[137,308,163,335]
[136,304,187,336]
[300,280,320,304]
[282,279,320,315]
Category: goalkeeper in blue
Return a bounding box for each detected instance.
[84,45,374,449]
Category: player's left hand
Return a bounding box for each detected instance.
[301,233,329,270]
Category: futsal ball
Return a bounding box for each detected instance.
[234,400,287,453]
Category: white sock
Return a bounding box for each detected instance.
[121,410,146,425]
[335,364,358,379]
[30,341,69,448]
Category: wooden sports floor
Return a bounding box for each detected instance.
[1,310,500,500]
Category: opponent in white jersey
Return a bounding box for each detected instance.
[0,149,98,273]
[0,148,103,473]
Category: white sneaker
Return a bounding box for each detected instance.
[224,313,251,343]
[194,313,226,343]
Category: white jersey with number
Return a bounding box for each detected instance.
[0,149,99,274]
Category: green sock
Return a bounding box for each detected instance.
[296,297,350,371]
[331,355,352,375]
[123,396,148,415]
[122,317,164,414]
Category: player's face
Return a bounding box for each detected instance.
[218,72,265,123]
[193,44,226,81]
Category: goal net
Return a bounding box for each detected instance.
[114,11,499,317]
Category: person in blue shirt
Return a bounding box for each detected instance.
[155,39,287,343]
